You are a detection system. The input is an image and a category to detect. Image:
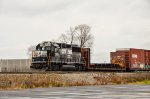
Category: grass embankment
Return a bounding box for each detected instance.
[0,72,150,90]
[132,79,150,84]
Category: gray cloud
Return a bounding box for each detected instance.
[0,0,84,16]
[0,0,150,62]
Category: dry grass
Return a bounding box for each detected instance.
[0,72,150,90]
[132,79,150,84]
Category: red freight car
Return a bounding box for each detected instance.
[111,48,150,71]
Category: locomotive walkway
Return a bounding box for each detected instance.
[0,85,150,99]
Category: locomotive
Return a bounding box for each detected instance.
[30,41,150,71]
[30,41,89,71]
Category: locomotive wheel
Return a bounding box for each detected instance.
[49,64,60,71]
[75,65,79,71]
[53,65,60,71]
[75,65,82,71]
[59,65,63,71]
[51,65,54,71]
[79,65,82,71]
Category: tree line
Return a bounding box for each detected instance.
[58,24,94,48]
[27,24,94,57]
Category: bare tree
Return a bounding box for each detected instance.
[58,27,76,45]
[58,24,94,48]
[66,27,76,45]
[58,33,69,44]
[27,45,36,58]
[75,24,94,48]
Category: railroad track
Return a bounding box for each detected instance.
[0,71,70,74]
[0,71,149,74]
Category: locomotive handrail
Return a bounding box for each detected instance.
[48,53,51,66]
[83,57,86,67]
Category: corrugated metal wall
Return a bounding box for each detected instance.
[0,59,31,72]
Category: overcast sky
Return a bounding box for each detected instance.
[0,0,150,62]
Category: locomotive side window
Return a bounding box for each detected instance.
[42,47,45,50]
[51,46,55,52]
[45,46,51,50]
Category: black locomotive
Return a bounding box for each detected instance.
[30,41,87,71]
